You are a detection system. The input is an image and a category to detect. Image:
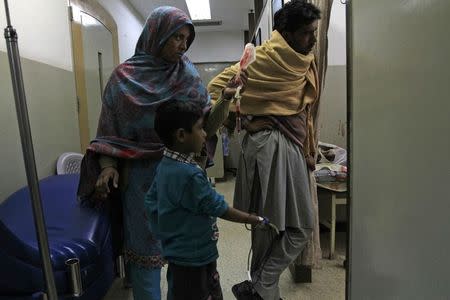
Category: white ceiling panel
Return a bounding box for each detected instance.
[127,0,254,32]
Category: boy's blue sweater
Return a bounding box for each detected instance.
[144,157,228,266]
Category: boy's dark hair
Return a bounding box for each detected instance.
[154,100,204,146]
[273,0,321,33]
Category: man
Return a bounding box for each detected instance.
[207,1,321,299]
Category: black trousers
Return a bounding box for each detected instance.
[167,260,223,300]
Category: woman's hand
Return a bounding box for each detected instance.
[95,167,119,198]
[223,69,249,100]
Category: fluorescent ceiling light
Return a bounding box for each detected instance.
[185,0,211,20]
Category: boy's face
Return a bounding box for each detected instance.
[183,117,206,153]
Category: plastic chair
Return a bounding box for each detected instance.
[56,152,83,175]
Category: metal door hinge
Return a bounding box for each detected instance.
[68,6,74,21]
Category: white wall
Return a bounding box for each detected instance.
[318,1,347,148]
[0,0,73,71]
[319,65,346,148]
[98,0,144,62]
[258,1,272,43]
[0,0,145,202]
[0,54,80,203]
[187,31,244,63]
[0,0,144,67]
[0,0,79,202]
[328,0,346,66]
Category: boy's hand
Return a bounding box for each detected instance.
[253,216,280,235]
[247,214,266,226]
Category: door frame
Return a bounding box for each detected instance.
[68,0,120,151]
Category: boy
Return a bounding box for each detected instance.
[145,100,266,300]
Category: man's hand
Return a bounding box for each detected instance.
[223,69,249,100]
[95,167,119,198]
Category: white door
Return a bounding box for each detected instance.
[80,12,114,140]
[348,1,450,298]
[69,1,119,151]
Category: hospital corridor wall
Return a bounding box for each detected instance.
[0,0,143,203]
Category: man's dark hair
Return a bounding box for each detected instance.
[154,100,204,146]
[273,0,321,33]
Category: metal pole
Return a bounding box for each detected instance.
[3,1,58,299]
[97,51,104,98]
[345,1,353,299]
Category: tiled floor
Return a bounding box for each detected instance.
[103,177,346,300]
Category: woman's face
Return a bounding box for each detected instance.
[160,25,191,63]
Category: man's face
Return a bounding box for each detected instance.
[160,25,191,63]
[283,20,319,55]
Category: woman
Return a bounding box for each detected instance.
[78,6,247,300]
